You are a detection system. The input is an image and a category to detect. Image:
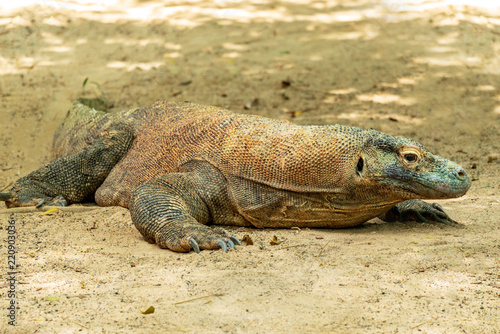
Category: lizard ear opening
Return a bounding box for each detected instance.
[356,157,364,175]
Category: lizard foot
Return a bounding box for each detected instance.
[382,199,459,226]
[1,186,68,209]
[155,225,241,253]
[36,196,68,208]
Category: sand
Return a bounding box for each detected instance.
[0,0,499,333]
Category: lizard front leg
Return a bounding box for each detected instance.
[129,170,241,253]
[380,199,460,226]
[1,124,134,208]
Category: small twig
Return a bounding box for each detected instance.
[410,322,425,330]
[1,182,13,191]
[305,240,332,272]
[173,293,224,305]
[0,205,101,215]
[66,294,90,299]
[74,322,89,329]
[316,240,331,259]
[272,244,309,251]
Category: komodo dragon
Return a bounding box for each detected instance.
[0,100,471,253]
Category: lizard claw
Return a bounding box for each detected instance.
[426,203,458,225]
[189,237,200,253]
[218,239,228,253]
[153,224,241,253]
[432,203,445,212]
[230,236,242,246]
[53,196,67,207]
[35,196,67,208]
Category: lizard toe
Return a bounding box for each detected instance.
[52,196,68,207]
[45,195,68,207]
[431,203,445,213]
[189,237,201,253]
[193,234,239,252]
[414,211,429,224]
[218,239,228,253]
[230,236,242,246]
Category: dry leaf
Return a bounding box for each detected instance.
[141,306,155,314]
[282,108,303,118]
[244,98,259,110]
[281,79,291,88]
[44,297,59,301]
[270,235,283,246]
[41,208,61,216]
[241,234,254,245]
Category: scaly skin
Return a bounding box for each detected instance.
[1,100,471,253]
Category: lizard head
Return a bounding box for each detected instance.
[353,132,471,201]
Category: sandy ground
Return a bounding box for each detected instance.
[0,0,499,333]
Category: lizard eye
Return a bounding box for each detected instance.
[399,146,421,165]
[403,153,417,163]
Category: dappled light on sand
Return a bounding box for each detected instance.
[0,0,499,332]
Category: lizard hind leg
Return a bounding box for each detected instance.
[1,124,134,208]
[129,173,241,253]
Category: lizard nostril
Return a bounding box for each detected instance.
[454,167,467,181]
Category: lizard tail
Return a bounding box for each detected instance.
[0,192,12,201]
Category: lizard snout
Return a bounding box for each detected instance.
[444,163,471,197]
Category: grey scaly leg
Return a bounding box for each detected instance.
[1,124,134,208]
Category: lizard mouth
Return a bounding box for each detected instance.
[379,164,471,200]
[403,179,467,198]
